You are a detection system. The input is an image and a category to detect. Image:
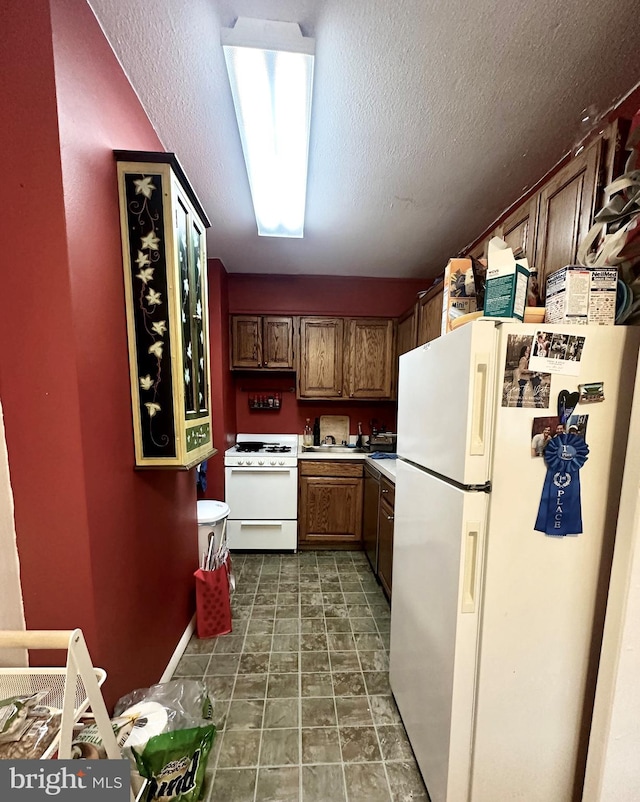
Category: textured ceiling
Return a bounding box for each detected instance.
[88,0,640,279]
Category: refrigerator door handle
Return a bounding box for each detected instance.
[462,522,480,613]
[470,354,489,456]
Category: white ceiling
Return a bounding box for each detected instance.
[89,0,640,280]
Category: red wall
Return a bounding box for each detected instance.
[1,0,198,708]
[0,0,98,654]
[228,273,432,317]
[233,375,399,440]
[205,260,237,501]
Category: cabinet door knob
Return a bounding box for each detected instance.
[387,514,394,521]
[381,489,389,494]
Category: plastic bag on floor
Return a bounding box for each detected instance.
[132,725,215,802]
[113,679,216,801]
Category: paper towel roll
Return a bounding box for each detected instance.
[120,701,169,748]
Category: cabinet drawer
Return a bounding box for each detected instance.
[380,477,395,507]
[299,461,364,478]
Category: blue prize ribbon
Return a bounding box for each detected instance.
[535,434,589,536]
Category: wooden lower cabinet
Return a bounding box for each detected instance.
[363,462,381,570]
[298,461,363,548]
[360,463,395,600]
[377,478,395,599]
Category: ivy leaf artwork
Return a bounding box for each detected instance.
[134,176,155,198]
[151,320,167,336]
[136,267,155,285]
[136,250,151,268]
[146,288,162,306]
[139,375,154,391]
[145,402,161,418]
[140,231,160,251]
[148,341,164,359]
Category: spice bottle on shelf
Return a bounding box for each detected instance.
[313,417,321,446]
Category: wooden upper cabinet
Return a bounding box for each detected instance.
[263,316,294,369]
[345,318,395,399]
[497,195,539,264]
[298,316,396,400]
[534,138,603,294]
[416,283,444,346]
[467,236,490,261]
[298,317,344,398]
[230,315,294,369]
[231,316,262,368]
[397,304,418,359]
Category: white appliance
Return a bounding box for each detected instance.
[389,320,640,802]
[224,433,298,550]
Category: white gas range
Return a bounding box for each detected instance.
[224,434,298,551]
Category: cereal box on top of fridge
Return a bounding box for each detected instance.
[441,258,477,334]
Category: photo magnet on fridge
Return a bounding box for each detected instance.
[568,414,589,441]
[502,333,551,409]
[530,416,560,458]
[578,381,605,403]
[528,330,585,376]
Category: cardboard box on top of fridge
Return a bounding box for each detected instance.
[544,265,618,325]
[484,237,530,320]
[441,258,477,334]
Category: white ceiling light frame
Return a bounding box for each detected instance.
[222,17,315,238]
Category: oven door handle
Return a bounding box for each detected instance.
[240,521,284,526]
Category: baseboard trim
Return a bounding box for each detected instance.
[159,613,196,683]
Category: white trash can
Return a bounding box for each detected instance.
[197,500,230,561]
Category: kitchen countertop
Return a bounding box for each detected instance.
[298,450,397,483]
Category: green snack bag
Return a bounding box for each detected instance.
[133,725,216,802]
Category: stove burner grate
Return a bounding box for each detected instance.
[264,445,291,453]
[236,442,265,453]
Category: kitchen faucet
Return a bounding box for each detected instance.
[323,435,336,444]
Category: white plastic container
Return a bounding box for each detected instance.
[196,500,230,560]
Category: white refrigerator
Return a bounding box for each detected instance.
[389,319,640,802]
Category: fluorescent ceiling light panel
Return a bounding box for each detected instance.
[222,18,315,238]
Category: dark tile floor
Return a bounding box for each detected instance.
[175,550,429,802]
